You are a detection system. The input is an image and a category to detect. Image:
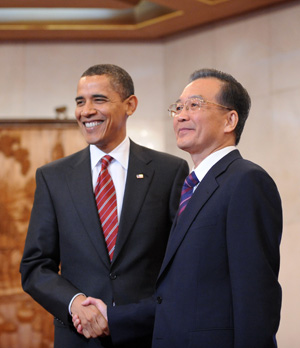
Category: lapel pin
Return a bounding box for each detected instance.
[136,174,144,179]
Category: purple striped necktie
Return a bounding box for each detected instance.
[178,171,199,217]
[95,155,118,261]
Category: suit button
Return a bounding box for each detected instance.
[110,273,117,280]
[156,296,162,304]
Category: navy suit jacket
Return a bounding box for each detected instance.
[20,140,189,348]
[109,150,282,348]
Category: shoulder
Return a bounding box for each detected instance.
[224,156,279,197]
[217,150,270,177]
[230,157,271,178]
[37,146,89,173]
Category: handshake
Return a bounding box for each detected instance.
[71,295,110,339]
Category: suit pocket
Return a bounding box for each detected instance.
[188,328,233,348]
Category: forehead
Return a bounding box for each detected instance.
[77,74,116,95]
[180,77,223,101]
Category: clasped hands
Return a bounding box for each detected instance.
[71,295,110,339]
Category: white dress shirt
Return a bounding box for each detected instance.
[90,136,130,221]
[193,146,237,187]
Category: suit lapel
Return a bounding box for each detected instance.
[112,141,154,263]
[158,176,219,279]
[157,150,242,281]
[66,147,110,268]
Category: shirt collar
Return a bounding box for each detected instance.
[90,136,130,171]
[193,146,236,182]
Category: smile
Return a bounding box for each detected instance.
[85,121,103,128]
[178,127,193,133]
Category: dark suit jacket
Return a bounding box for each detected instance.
[20,139,189,348]
[108,150,282,348]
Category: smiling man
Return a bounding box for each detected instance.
[20,64,189,348]
[75,72,136,152]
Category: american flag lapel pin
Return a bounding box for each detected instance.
[136,174,144,179]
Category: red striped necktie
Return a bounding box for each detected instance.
[95,155,118,261]
[178,171,199,217]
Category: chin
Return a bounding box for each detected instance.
[83,135,102,146]
[176,140,189,151]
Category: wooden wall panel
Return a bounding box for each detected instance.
[0,120,86,348]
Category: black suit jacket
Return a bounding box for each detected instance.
[108,150,282,348]
[20,140,189,348]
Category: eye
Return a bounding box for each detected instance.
[190,100,201,109]
[76,99,84,106]
[94,97,108,104]
[175,104,183,112]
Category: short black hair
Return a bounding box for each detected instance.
[189,68,251,145]
[81,64,134,101]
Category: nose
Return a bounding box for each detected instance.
[80,103,97,117]
[176,105,190,121]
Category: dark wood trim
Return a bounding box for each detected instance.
[0,119,79,128]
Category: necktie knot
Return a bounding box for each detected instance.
[178,171,199,217]
[184,171,199,189]
[101,155,113,170]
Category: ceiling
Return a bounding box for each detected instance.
[0,0,296,41]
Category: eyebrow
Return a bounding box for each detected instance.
[75,94,109,102]
[176,95,204,103]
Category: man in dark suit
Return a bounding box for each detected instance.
[75,68,282,348]
[20,64,189,348]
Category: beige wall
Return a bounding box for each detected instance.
[0,41,166,149]
[0,1,299,346]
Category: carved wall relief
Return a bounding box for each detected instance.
[0,121,86,348]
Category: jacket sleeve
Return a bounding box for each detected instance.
[226,167,282,347]
[108,296,156,346]
[20,167,81,325]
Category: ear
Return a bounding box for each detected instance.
[224,110,238,134]
[125,95,138,116]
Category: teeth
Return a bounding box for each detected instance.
[85,121,102,128]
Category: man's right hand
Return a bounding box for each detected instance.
[71,295,109,338]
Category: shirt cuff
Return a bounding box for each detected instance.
[68,293,86,316]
